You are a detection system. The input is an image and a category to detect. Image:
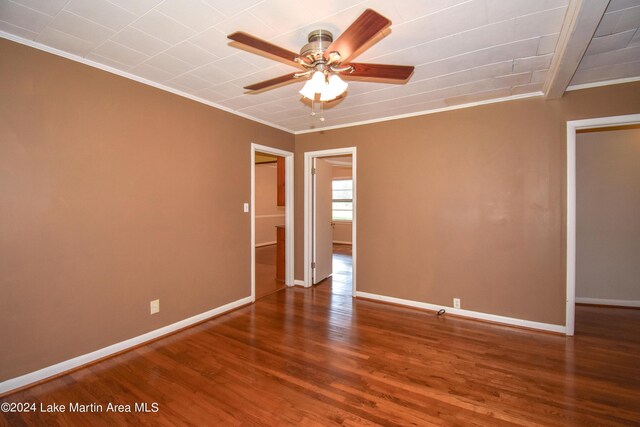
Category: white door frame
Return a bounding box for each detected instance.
[304,147,357,296]
[565,113,640,336]
[251,143,294,302]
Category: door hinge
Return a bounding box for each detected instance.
[311,262,316,269]
[311,168,316,175]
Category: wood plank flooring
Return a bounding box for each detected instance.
[255,244,285,299]
[2,247,639,425]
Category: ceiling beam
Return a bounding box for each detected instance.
[543,0,610,99]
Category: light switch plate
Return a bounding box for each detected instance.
[243,203,249,213]
[150,299,160,314]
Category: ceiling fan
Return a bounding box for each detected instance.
[227,9,414,107]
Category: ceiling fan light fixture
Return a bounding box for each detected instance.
[319,84,335,102]
[299,78,317,99]
[319,73,348,102]
[329,74,348,96]
[299,70,326,99]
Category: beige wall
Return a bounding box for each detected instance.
[254,162,284,246]
[576,126,640,302]
[0,39,294,381]
[294,82,640,326]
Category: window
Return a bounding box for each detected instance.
[332,179,353,221]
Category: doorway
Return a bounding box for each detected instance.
[304,148,356,295]
[251,144,294,302]
[565,114,640,335]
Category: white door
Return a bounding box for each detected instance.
[313,158,333,284]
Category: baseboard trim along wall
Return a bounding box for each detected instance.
[576,297,640,307]
[255,241,277,248]
[293,280,306,286]
[0,296,253,395]
[355,292,566,334]
[332,241,352,245]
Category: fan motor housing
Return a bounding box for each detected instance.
[299,30,333,63]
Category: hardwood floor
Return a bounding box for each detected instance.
[2,253,639,425]
[255,244,285,299]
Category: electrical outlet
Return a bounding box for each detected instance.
[150,299,160,314]
[453,298,461,309]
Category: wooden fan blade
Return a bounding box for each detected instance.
[228,32,302,67]
[244,73,299,92]
[345,63,414,81]
[324,9,391,63]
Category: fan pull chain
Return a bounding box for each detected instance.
[310,99,316,116]
[320,101,325,122]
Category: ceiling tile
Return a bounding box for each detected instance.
[511,82,543,95]
[485,0,569,22]
[571,60,640,85]
[531,69,549,83]
[190,62,236,84]
[230,66,290,89]
[35,27,97,56]
[586,29,636,55]
[470,61,515,80]
[212,54,259,76]
[155,0,225,32]
[163,79,193,93]
[201,0,263,18]
[9,0,68,16]
[92,40,150,68]
[386,0,469,23]
[194,87,229,103]
[495,72,532,87]
[514,7,567,40]
[612,5,640,34]
[607,0,640,12]
[144,52,195,75]
[578,45,640,70]
[513,54,553,73]
[106,0,163,16]
[190,26,236,58]
[86,52,129,69]
[220,92,277,110]
[110,27,170,56]
[214,11,279,40]
[445,87,512,106]
[630,28,640,47]
[47,11,115,46]
[595,9,624,37]
[164,41,219,67]
[249,0,363,35]
[167,73,212,91]
[0,20,38,40]
[377,1,490,60]
[64,0,138,31]
[209,81,244,98]
[129,63,176,82]
[0,1,52,33]
[130,10,195,45]
[537,33,560,55]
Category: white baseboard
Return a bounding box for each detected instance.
[355,291,566,334]
[255,241,276,248]
[0,296,252,395]
[576,297,640,307]
[332,241,352,245]
[294,280,306,287]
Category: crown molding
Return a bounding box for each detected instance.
[566,75,640,91]
[294,92,544,134]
